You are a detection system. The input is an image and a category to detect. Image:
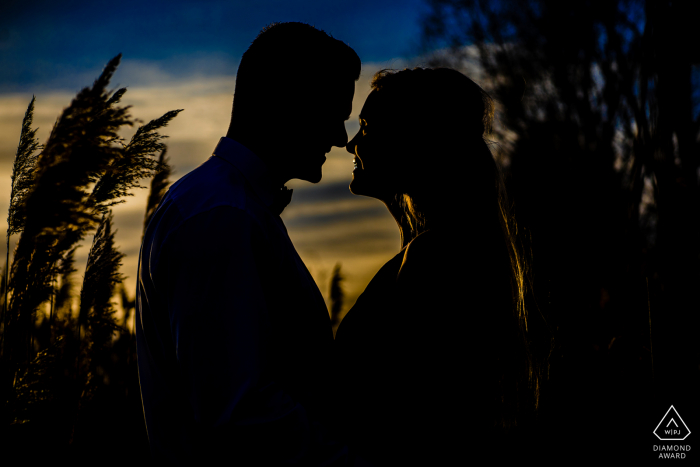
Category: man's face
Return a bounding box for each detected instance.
[282,79,355,184]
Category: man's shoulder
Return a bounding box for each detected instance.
[164,154,250,222]
[142,155,256,248]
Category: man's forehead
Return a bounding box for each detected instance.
[316,79,355,114]
[340,80,355,117]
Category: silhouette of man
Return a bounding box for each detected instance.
[135,22,360,465]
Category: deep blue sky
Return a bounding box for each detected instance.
[0,0,431,92]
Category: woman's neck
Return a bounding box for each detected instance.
[383,196,415,250]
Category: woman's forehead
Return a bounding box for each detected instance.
[360,90,393,121]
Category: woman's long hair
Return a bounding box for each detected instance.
[371,67,543,431]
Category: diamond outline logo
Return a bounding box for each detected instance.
[654,405,691,441]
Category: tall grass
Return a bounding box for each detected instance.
[0,55,182,452]
[329,263,344,337]
[143,148,172,238]
[1,96,42,357]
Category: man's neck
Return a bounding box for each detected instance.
[226,127,290,189]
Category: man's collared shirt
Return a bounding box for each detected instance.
[135,137,343,464]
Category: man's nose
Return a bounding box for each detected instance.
[331,122,348,149]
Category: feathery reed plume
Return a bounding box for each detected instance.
[0,260,7,352]
[70,212,124,442]
[2,96,42,357]
[4,55,129,382]
[8,96,43,237]
[0,261,6,318]
[78,212,124,379]
[1,54,182,432]
[119,282,135,331]
[52,247,78,325]
[91,110,182,215]
[143,148,172,237]
[329,263,344,336]
[10,334,66,425]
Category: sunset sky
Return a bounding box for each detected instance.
[0,0,448,328]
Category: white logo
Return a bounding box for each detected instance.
[654,405,691,441]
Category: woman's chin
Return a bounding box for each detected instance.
[349,174,381,199]
[349,172,368,196]
[348,179,363,196]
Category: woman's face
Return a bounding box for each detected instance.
[345,90,406,201]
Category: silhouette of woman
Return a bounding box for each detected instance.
[334,67,539,465]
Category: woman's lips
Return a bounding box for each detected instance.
[353,155,364,170]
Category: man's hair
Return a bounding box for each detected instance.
[231,22,361,123]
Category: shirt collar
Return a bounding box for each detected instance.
[212,136,276,207]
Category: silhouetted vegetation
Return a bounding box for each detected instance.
[422,0,699,461]
[329,263,344,336]
[0,55,182,462]
[143,148,172,240]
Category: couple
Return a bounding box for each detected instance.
[136,22,535,466]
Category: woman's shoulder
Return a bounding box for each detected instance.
[401,227,501,274]
[335,248,406,336]
[404,228,462,253]
[398,230,456,277]
[367,248,407,290]
[397,228,504,307]
[394,231,459,319]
